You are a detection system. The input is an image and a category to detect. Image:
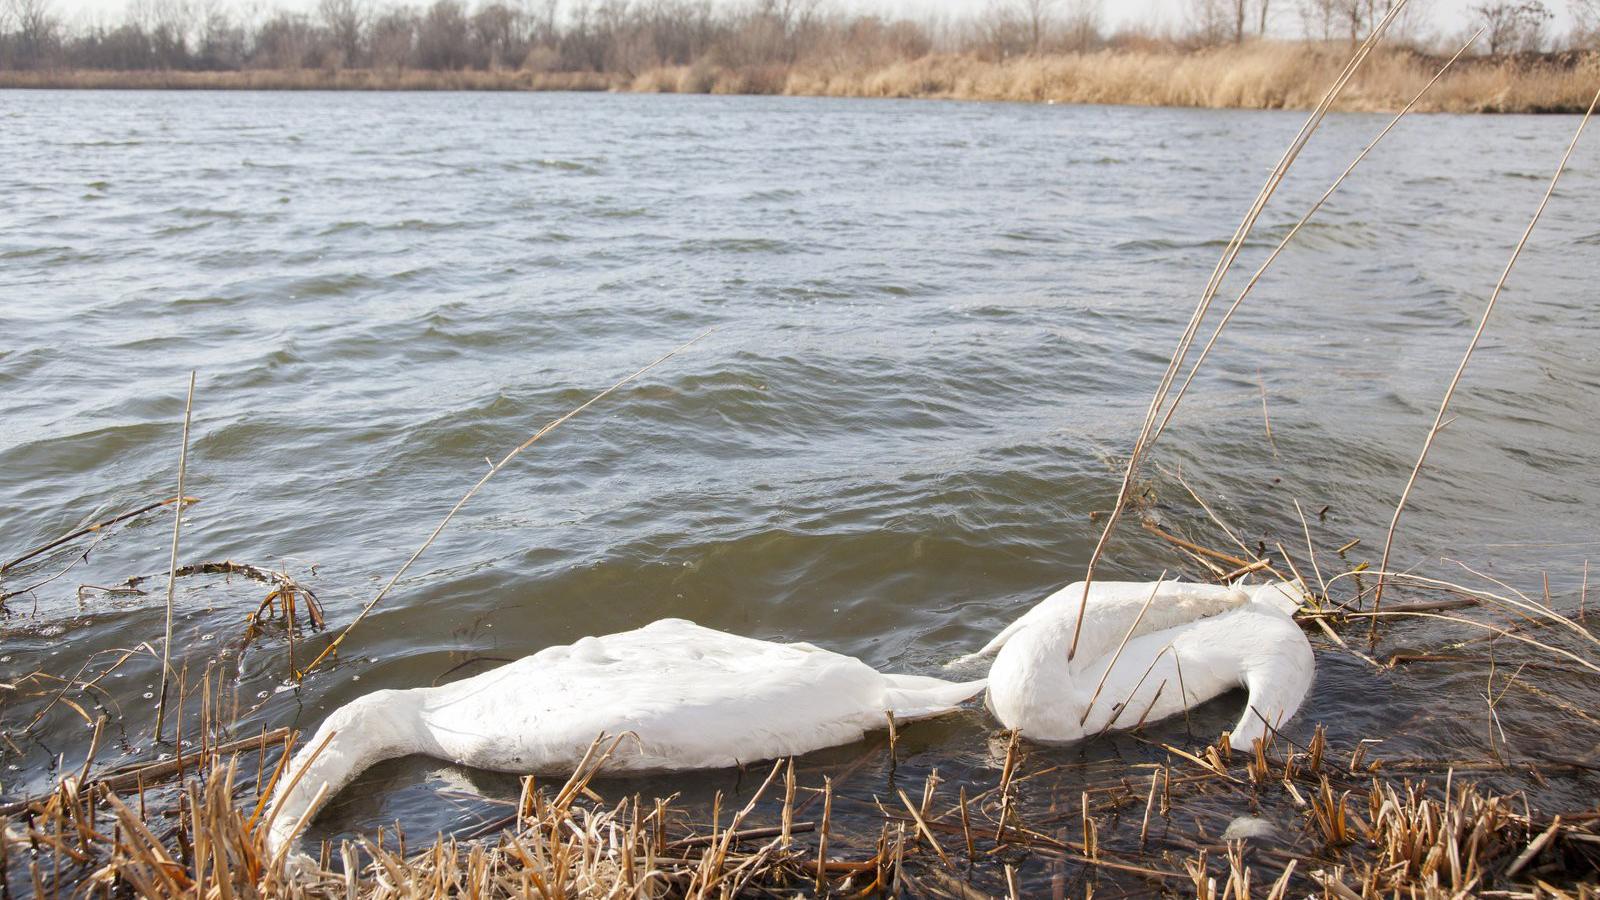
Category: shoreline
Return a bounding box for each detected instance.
[4,45,1597,113]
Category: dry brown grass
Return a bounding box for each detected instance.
[5,44,1597,112]
[7,671,1596,897]
[786,44,1600,113]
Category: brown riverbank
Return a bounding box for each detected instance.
[3,44,1596,113]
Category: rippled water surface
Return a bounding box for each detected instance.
[3,90,1598,887]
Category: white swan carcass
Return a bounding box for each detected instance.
[265,618,985,859]
[957,579,1313,751]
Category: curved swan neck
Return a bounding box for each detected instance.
[987,620,1084,740]
[265,689,428,859]
[1227,648,1315,750]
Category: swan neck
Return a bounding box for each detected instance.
[266,690,420,860]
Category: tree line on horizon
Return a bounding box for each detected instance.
[0,0,1591,75]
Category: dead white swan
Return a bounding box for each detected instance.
[265,618,985,861]
[957,579,1314,751]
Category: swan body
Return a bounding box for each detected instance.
[266,618,985,858]
[965,579,1313,751]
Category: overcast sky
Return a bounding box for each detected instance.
[55,0,1580,36]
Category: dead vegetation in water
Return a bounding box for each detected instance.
[4,497,1600,897]
[3,349,1597,898]
[3,676,1598,897]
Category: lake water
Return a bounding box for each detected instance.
[2,90,1598,890]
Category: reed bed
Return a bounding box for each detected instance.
[787,44,1600,113]
[5,529,1600,897]
[3,44,1598,113]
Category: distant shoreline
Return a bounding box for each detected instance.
[4,45,1595,114]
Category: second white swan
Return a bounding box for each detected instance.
[957,579,1314,750]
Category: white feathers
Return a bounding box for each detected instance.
[976,579,1315,751]
[265,619,984,860]
[1221,816,1280,841]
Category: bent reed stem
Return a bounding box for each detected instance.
[297,330,711,679]
[1067,2,1409,660]
[1148,26,1486,446]
[1371,82,1600,630]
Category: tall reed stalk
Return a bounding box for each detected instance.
[155,371,195,739]
[1067,1,1409,660]
[1371,83,1600,626]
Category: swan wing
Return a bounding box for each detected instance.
[1247,580,1308,616]
[422,619,945,771]
[1071,604,1315,750]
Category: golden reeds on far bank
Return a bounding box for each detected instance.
[3,43,1597,114]
[780,43,1600,113]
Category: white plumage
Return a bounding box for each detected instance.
[266,618,985,859]
[961,579,1314,751]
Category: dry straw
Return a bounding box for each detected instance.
[154,371,196,739]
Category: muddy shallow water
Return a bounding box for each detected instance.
[2,89,1598,890]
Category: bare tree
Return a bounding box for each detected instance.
[1575,0,1600,46]
[1474,1,1553,52]
[1018,0,1054,52]
[978,0,1024,57]
[416,0,469,69]
[531,0,560,45]
[253,10,323,68]
[319,0,366,66]
[1318,0,1393,41]
[472,3,526,68]
[1297,0,1338,39]
[369,7,415,70]
[1061,0,1100,51]
[1188,0,1232,44]
[6,0,59,67]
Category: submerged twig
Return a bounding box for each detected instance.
[1257,368,1278,458]
[0,496,198,575]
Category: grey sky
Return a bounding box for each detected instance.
[54,0,1580,35]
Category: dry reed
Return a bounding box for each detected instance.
[1068,1,1412,660]
[1373,82,1600,618]
[297,331,708,678]
[155,371,195,739]
[3,44,1598,113]
[7,511,1598,896]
